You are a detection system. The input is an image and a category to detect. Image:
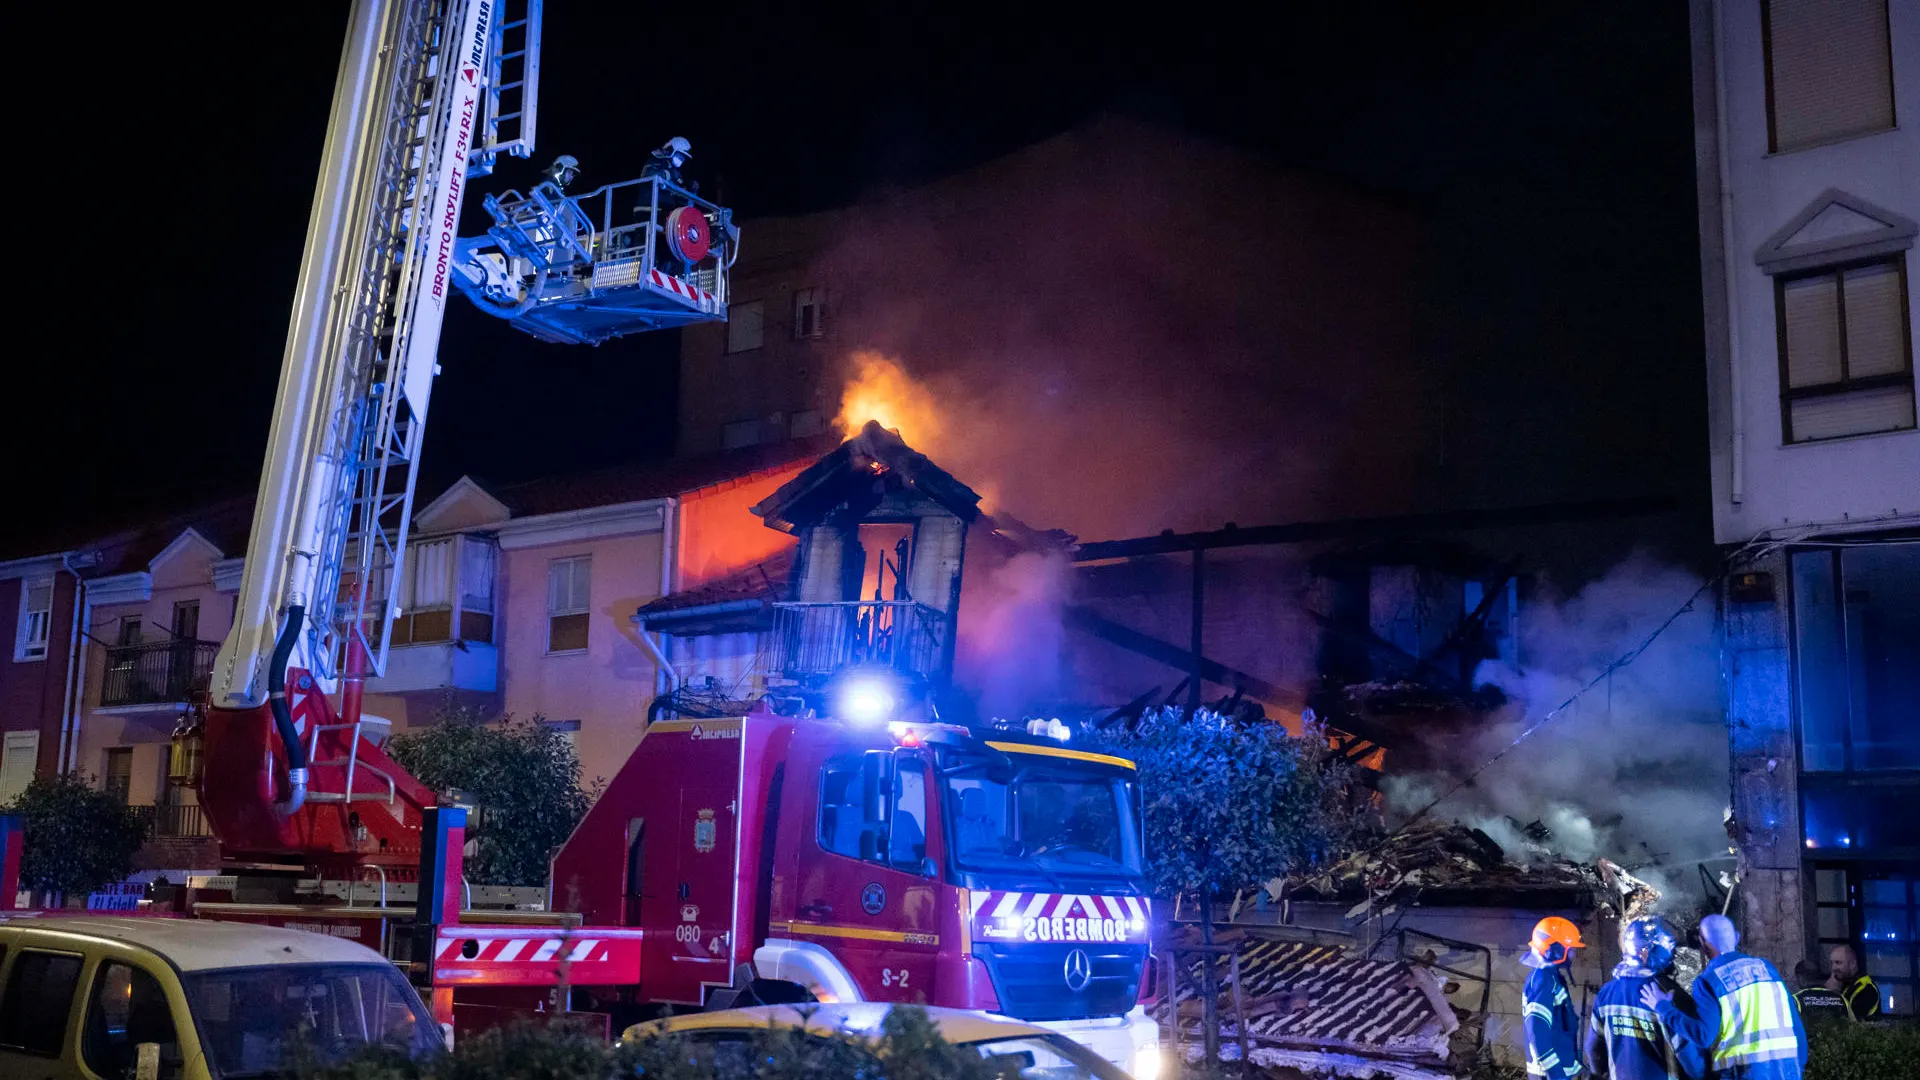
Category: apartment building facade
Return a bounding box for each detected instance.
[1691,0,1918,1013]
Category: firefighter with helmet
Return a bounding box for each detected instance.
[1642,914,1806,1080]
[642,136,694,190]
[544,154,580,191]
[1523,916,1587,1079]
[1585,916,1704,1080]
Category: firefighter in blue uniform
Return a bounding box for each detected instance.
[1523,916,1587,1080]
[1643,914,1806,1080]
[1585,916,1704,1080]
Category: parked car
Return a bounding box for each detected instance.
[624,1002,1143,1079]
[0,915,443,1080]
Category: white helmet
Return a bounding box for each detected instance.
[656,136,692,164]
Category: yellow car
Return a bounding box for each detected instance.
[0,916,443,1080]
[624,1003,1144,1079]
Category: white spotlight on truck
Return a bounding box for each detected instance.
[839,677,899,725]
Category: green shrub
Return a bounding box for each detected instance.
[292,1006,1023,1080]
[1805,1020,1920,1080]
[3,771,149,898]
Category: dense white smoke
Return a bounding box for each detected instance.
[1383,554,1729,893]
[955,550,1076,718]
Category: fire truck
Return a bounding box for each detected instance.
[0,0,1162,1073]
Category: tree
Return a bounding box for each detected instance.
[3,772,150,900]
[1095,707,1362,1066]
[386,702,595,886]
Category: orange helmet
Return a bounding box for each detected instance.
[1524,917,1586,967]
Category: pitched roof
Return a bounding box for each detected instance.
[752,421,983,534]
[629,549,794,626]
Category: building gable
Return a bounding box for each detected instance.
[414,476,513,533]
[1754,188,1918,276]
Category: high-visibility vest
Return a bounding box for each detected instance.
[1839,974,1881,1020]
[1705,956,1801,1068]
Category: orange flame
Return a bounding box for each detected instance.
[835,352,944,448]
[833,351,1000,514]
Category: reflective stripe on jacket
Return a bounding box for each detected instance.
[1525,965,1584,1079]
[1584,971,1687,1080]
[1839,974,1881,1020]
[1656,951,1806,1080]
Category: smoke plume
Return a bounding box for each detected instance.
[1383,554,1728,894]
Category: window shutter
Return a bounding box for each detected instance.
[1790,387,1916,441]
[571,558,592,612]
[1768,0,1895,151]
[460,538,496,613]
[1782,274,1842,388]
[1843,262,1906,378]
[414,539,453,609]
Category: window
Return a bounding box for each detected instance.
[0,949,84,1055]
[793,287,826,339]
[721,418,762,450]
[0,731,38,804]
[1777,259,1915,442]
[726,299,764,353]
[105,747,134,806]
[181,963,440,1075]
[171,601,199,642]
[13,576,53,661]
[391,536,496,646]
[818,755,869,859]
[547,556,591,653]
[1809,868,1916,1016]
[541,719,581,753]
[83,962,183,1079]
[1792,542,1920,773]
[817,752,932,874]
[1763,0,1895,153]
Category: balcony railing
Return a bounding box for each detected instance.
[772,601,949,679]
[100,640,218,708]
[131,802,211,838]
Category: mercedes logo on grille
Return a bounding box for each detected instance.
[1063,948,1093,992]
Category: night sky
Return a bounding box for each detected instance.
[12,2,1706,555]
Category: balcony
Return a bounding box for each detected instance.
[772,601,949,680]
[99,641,218,708]
[131,802,211,838]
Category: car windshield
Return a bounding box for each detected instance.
[181,963,441,1079]
[945,764,1141,876]
[968,1034,1134,1079]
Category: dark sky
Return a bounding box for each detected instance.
[13,1,1706,554]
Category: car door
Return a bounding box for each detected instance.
[0,939,89,1079]
[794,748,942,1002]
[75,948,196,1080]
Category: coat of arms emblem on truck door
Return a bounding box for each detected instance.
[694,808,717,853]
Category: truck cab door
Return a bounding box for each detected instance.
[793,749,942,1002]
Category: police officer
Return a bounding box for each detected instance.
[1642,914,1806,1080]
[1523,916,1587,1080]
[1586,916,1703,1080]
[1790,959,1848,1032]
[1826,943,1881,1021]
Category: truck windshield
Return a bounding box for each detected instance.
[945,766,1141,877]
[180,963,441,1078]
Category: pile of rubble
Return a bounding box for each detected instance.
[1279,819,1665,922]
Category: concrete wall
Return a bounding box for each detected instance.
[500,531,667,785]
[1695,0,1920,546]
[1720,546,1806,967]
[0,571,78,779]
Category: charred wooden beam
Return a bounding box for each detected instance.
[1071,496,1676,562]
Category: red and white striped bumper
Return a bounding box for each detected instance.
[433,926,645,987]
[970,892,1152,946]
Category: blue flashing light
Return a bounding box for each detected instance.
[841,679,898,725]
